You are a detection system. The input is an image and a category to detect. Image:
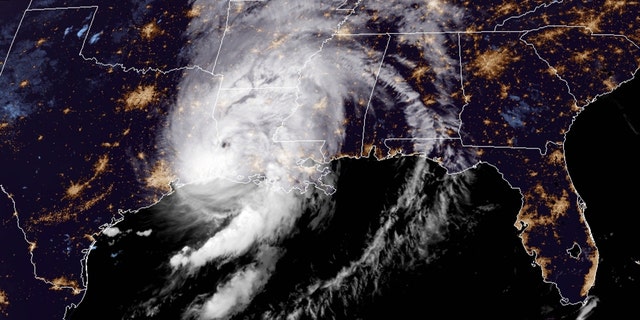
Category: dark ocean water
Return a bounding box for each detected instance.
[564,74,640,318]
[69,74,640,320]
[0,1,636,318]
[70,156,584,319]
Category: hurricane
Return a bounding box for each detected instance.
[72,1,502,319]
[165,0,472,188]
[146,1,485,319]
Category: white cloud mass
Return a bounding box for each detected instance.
[159,0,469,318]
[200,267,261,319]
[101,227,120,237]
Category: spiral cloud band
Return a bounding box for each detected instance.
[161,1,473,319]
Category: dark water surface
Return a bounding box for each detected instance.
[70,154,587,319]
[564,74,640,318]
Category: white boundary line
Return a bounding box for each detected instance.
[210,1,232,76]
[1,2,639,314]
[0,185,85,293]
[493,0,564,31]
[270,0,363,152]
[0,0,33,77]
[359,34,391,157]
[0,0,90,295]
[262,23,640,157]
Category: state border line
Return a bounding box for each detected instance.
[76,5,218,76]
[209,1,232,76]
[5,3,636,80]
[493,0,564,31]
[266,24,640,157]
[26,5,98,11]
[359,34,391,157]
[0,185,85,294]
[0,0,33,77]
[270,0,363,147]
[2,4,635,157]
[0,2,638,318]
